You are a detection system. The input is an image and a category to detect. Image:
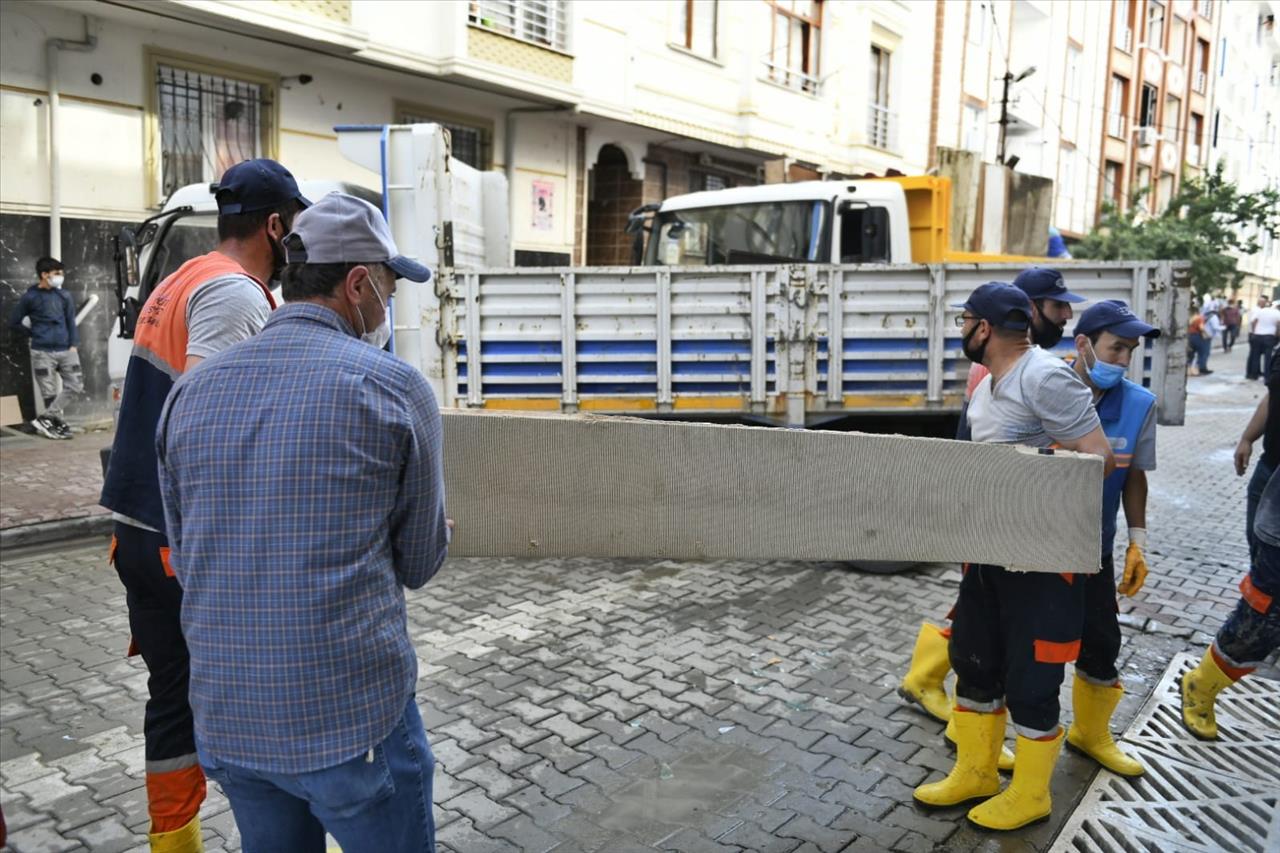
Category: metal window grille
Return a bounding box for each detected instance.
[867,103,896,150]
[156,64,270,198]
[469,0,569,52]
[399,112,490,169]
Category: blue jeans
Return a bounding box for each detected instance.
[1188,334,1212,371]
[1247,459,1276,561]
[200,699,435,853]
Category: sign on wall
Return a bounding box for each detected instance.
[531,179,554,231]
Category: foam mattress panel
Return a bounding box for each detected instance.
[442,411,1102,573]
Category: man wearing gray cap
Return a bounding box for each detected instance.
[156,193,448,851]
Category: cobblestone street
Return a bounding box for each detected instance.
[0,350,1270,852]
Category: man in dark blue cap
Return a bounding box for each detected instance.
[913,282,1114,831]
[100,158,308,853]
[158,193,446,851]
[1061,300,1160,777]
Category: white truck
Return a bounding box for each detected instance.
[109,123,1191,433]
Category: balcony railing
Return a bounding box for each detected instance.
[867,103,897,150]
[1194,70,1207,93]
[1119,27,1133,53]
[763,60,821,95]
[469,0,569,53]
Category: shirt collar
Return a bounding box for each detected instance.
[265,302,357,339]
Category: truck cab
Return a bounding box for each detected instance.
[107,179,381,418]
[642,180,912,267]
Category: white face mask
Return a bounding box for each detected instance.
[49,274,65,288]
[355,275,391,349]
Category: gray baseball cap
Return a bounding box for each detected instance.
[283,192,431,282]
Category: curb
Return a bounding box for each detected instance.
[1,514,113,550]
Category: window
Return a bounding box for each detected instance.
[154,62,273,199]
[963,103,986,152]
[1147,1,1165,50]
[1165,94,1181,141]
[1063,46,1081,137]
[1108,75,1129,138]
[1157,173,1175,211]
[867,44,894,149]
[647,201,830,265]
[839,205,890,263]
[1139,83,1158,129]
[468,1,569,52]
[766,1,823,94]
[1212,108,1220,147]
[968,2,988,47]
[690,171,733,192]
[1117,0,1137,52]
[1219,37,1227,76]
[1104,161,1123,206]
[1198,0,1212,20]
[1189,112,1204,163]
[1169,14,1186,61]
[397,107,492,169]
[1058,147,1076,200]
[1136,164,1152,210]
[1194,39,1210,91]
[677,0,717,58]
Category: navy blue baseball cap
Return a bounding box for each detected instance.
[1073,300,1161,339]
[953,282,1033,330]
[1012,267,1087,303]
[215,159,311,215]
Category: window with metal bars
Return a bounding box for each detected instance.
[397,109,492,169]
[155,63,272,198]
[468,0,569,52]
[765,0,823,94]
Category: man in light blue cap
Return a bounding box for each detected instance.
[157,192,446,852]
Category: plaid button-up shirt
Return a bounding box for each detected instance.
[157,302,448,773]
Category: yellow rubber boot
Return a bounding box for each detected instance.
[149,816,203,853]
[913,709,1004,808]
[945,713,1016,772]
[967,729,1064,831]
[1066,675,1144,776]
[1181,648,1239,740]
[898,622,953,723]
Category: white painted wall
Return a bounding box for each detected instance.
[0,0,579,257]
[1208,0,1280,285]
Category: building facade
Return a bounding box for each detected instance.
[1206,0,1280,302]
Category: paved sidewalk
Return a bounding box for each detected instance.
[0,429,113,532]
[0,345,1273,852]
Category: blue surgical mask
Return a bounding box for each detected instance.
[1084,342,1126,389]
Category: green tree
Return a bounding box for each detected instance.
[1074,162,1280,299]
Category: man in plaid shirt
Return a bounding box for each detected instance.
[157,193,448,852]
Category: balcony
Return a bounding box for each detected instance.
[763,61,821,95]
[469,0,570,53]
[866,103,897,151]
[1119,27,1134,53]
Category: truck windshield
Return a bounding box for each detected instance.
[645,200,830,265]
[143,214,219,295]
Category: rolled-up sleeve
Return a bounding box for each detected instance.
[389,371,448,589]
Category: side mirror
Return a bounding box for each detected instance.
[625,202,661,235]
[124,243,139,286]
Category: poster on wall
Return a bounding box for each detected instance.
[531,180,554,232]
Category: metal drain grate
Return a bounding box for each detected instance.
[1051,652,1280,853]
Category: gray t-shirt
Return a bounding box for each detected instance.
[185,274,271,359]
[967,347,1100,447]
[1131,404,1157,471]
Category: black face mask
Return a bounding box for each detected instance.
[1032,314,1064,348]
[268,234,287,282]
[962,323,988,365]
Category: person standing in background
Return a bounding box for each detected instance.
[1246,296,1279,380]
[1222,300,1242,353]
[7,256,81,439]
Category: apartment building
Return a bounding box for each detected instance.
[0,0,936,418]
[1098,0,1218,218]
[1206,0,1280,301]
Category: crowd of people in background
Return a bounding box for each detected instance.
[1188,293,1280,379]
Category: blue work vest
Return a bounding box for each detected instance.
[1097,378,1157,556]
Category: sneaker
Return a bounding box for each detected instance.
[30,416,61,440]
[49,416,73,438]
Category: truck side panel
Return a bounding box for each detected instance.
[442,261,1188,427]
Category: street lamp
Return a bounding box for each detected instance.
[998,65,1037,165]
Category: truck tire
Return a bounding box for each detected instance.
[840,560,919,574]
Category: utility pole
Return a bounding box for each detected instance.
[997,65,1036,166]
